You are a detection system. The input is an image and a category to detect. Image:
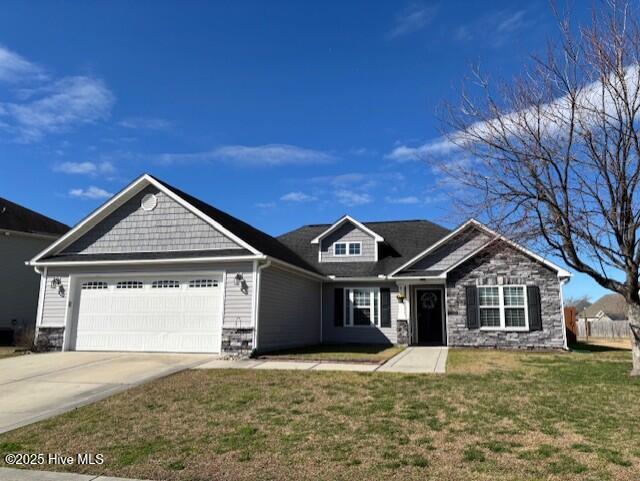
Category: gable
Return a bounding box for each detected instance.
[62,185,242,255]
[319,221,377,262]
[446,241,559,283]
[397,227,492,276]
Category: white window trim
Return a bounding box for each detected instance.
[478,285,529,331]
[333,241,362,257]
[344,287,380,327]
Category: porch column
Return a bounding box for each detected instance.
[395,283,410,345]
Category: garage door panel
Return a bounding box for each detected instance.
[73,274,223,353]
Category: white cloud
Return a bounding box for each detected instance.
[280,191,316,202]
[388,3,437,39]
[155,144,334,166]
[1,76,114,142]
[0,45,45,83]
[386,138,458,162]
[255,201,276,209]
[385,195,420,204]
[310,172,404,189]
[54,161,115,175]
[335,190,372,206]
[349,147,370,156]
[68,186,113,200]
[118,116,172,131]
[453,9,529,47]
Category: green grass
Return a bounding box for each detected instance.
[0,347,638,481]
[258,343,405,363]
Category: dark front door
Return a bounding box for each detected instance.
[416,288,443,344]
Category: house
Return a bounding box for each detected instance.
[579,293,627,322]
[0,197,69,344]
[29,174,571,354]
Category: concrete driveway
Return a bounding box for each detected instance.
[0,352,215,434]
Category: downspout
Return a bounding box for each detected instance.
[559,276,570,350]
[319,281,323,344]
[253,259,271,354]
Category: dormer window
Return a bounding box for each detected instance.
[334,242,361,256]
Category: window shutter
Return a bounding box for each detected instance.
[527,285,542,331]
[466,286,479,329]
[334,288,344,327]
[380,288,391,327]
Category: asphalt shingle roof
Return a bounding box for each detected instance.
[35,175,452,276]
[579,293,627,320]
[277,220,451,277]
[0,197,69,237]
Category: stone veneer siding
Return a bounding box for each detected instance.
[221,327,254,356]
[34,327,65,352]
[396,319,409,345]
[446,243,565,349]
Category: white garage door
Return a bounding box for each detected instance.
[73,274,224,353]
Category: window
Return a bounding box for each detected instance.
[116,281,143,289]
[152,280,180,289]
[344,288,380,326]
[334,242,361,256]
[478,285,528,330]
[82,281,107,290]
[189,279,218,288]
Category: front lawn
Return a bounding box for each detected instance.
[1,347,639,481]
[258,343,404,363]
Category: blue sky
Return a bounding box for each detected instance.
[0,1,604,300]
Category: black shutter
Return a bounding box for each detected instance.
[380,288,391,327]
[527,285,542,331]
[334,288,344,327]
[466,286,479,329]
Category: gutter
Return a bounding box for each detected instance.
[27,255,266,267]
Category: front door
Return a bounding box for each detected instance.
[415,288,443,344]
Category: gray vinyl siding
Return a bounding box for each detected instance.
[40,269,70,327]
[322,282,398,344]
[320,223,377,262]
[257,265,321,351]
[37,261,255,331]
[0,233,57,330]
[399,227,492,274]
[63,185,242,254]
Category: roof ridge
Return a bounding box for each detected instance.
[298,219,436,228]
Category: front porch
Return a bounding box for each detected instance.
[396,281,448,346]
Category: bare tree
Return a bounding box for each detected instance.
[436,0,640,374]
[564,295,592,313]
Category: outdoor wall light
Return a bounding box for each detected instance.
[50,277,65,297]
[234,273,249,294]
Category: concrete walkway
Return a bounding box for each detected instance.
[196,346,448,374]
[0,352,214,434]
[377,346,448,373]
[0,467,150,481]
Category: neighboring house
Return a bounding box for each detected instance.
[579,293,627,322]
[0,197,69,344]
[29,174,571,354]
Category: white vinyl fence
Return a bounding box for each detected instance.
[577,319,631,339]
